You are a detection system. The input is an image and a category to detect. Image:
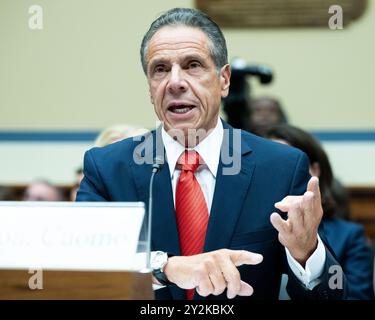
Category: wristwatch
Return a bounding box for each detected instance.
[151,251,174,286]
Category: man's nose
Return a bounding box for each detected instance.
[166,65,187,94]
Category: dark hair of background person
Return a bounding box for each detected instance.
[263,124,336,219]
[140,7,228,74]
[331,178,351,220]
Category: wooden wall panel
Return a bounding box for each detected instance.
[196,0,368,27]
[349,187,375,239]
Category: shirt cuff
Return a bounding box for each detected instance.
[285,234,326,290]
[153,283,165,290]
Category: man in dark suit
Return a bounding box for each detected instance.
[77,8,345,300]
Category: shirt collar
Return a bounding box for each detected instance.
[161,118,223,178]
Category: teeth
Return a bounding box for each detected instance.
[173,107,191,113]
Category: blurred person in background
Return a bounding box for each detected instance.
[246,96,288,136]
[23,179,64,201]
[264,124,374,300]
[94,124,149,147]
[70,168,84,201]
[70,124,149,201]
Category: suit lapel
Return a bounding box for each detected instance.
[204,123,255,252]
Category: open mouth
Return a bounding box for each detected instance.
[168,104,196,114]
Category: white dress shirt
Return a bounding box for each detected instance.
[158,117,326,290]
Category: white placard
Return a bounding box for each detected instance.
[0,202,145,271]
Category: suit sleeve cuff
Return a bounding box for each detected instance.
[285,234,326,290]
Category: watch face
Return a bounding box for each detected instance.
[152,251,167,269]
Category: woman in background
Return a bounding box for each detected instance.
[70,124,149,201]
[94,124,148,147]
[264,124,374,300]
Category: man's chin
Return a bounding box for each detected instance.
[164,122,197,135]
[165,123,211,147]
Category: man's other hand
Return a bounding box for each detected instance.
[270,176,323,266]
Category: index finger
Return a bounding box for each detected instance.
[229,250,263,267]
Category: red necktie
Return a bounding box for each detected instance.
[175,150,209,300]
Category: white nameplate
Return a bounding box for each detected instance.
[0,202,145,271]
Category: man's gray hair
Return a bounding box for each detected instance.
[140,8,228,74]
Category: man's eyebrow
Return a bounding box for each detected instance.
[148,53,207,71]
[180,54,205,62]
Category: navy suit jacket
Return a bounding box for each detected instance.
[77,120,345,300]
[322,218,374,299]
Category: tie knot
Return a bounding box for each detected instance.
[177,150,203,173]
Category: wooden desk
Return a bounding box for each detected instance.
[349,187,375,239]
[0,270,154,300]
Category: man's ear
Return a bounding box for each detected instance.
[220,64,231,98]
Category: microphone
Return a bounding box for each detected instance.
[146,156,164,270]
[152,156,164,173]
